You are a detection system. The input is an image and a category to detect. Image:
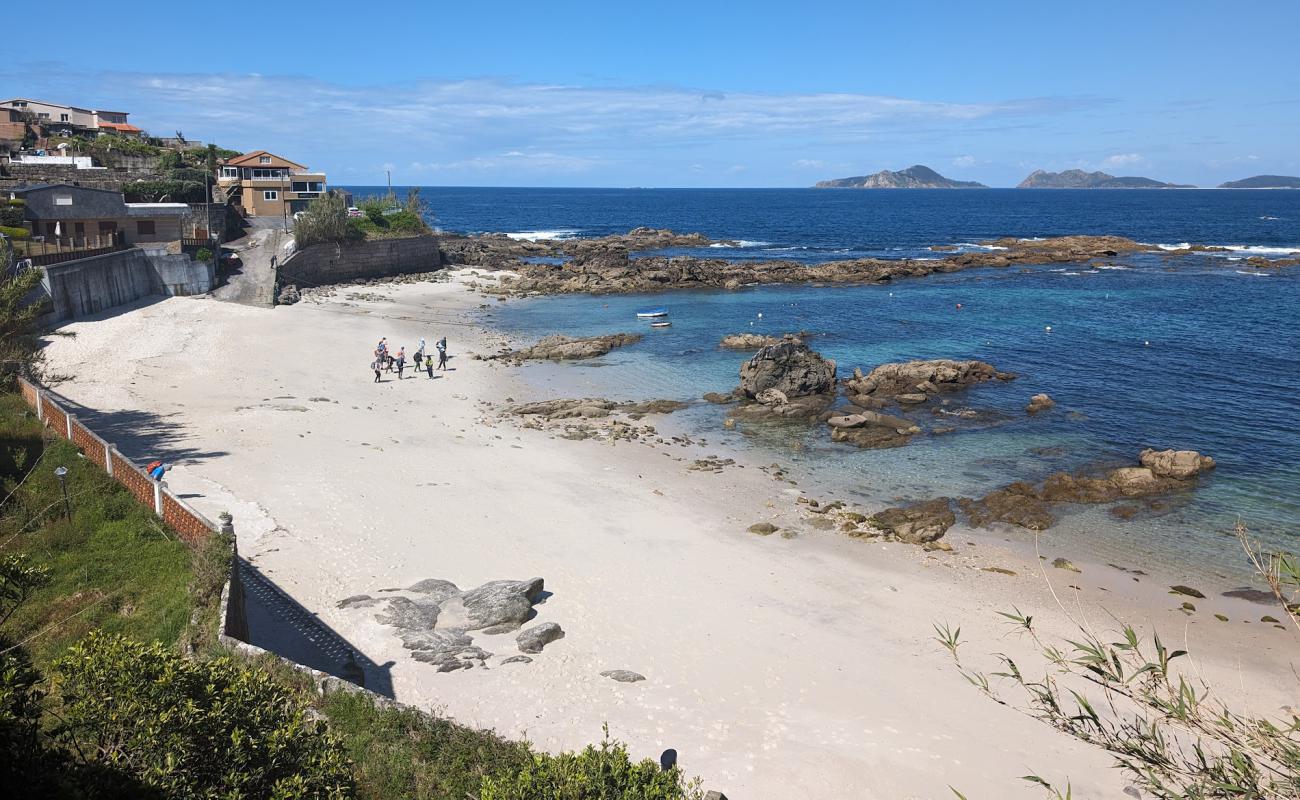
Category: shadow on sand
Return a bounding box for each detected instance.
[43,389,230,466]
[238,556,395,698]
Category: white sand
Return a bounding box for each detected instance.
[41,276,1298,799]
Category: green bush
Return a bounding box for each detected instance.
[124,179,206,203]
[296,192,363,249]
[195,247,212,263]
[479,728,702,800]
[53,632,355,799]
[0,206,23,227]
[0,225,30,240]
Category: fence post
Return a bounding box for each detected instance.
[105,443,115,476]
[33,388,42,421]
[154,480,165,515]
[65,412,74,440]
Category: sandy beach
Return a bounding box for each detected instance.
[39,273,1298,799]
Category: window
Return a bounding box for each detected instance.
[259,156,271,164]
[98,221,117,234]
[37,112,49,119]
[54,194,73,206]
[251,168,285,180]
[74,222,85,235]
[221,166,238,178]
[136,220,155,236]
[12,101,26,108]
[263,190,278,201]
[60,113,69,121]
[292,181,324,193]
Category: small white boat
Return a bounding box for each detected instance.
[650,321,672,328]
[636,308,669,318]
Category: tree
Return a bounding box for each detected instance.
[0,252,45,388]
[52,632,355,799]
[0,555,56,792]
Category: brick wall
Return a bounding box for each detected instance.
[41,395,66,436]
[161,493,212,546]
[69,418,106,469]
[112,450,155,508]
[14,379,217,546]
[279,235,442,290]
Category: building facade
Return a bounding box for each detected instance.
[217,150,327,219]
[0,99,141,136]
[10,184,188,246]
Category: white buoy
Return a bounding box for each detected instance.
[1144,340,1150,346]
[757,312,763,319]
[1045,325,1053,332]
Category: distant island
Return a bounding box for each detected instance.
[1217,175,1300,189]
[814,164,987,189]
[1017,169,1194,189]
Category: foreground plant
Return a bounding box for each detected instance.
[940,524,1300,799]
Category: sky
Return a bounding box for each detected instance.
[5,1,1298,187]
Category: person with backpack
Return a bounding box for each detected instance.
[146,460,168,481]
[395,347,406,379]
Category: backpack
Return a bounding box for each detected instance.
[145,460,162,474]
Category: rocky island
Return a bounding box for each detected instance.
[1017,169,1194,189]
[1217,174,1300,189]
[814,164,987,189]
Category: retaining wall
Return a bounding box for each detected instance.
[278,235,442,289]
[38,246,215,324]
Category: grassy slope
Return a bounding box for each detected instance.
[0,394,213,667]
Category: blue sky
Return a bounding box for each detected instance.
[6,1,1298,187]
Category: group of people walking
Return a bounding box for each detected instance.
[372,336,448,382]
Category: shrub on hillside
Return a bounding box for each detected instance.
[478,728,703,800]
[53,632,354,799]
[295,192,363,248]
[0,225,30,239]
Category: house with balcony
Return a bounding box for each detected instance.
[0,99,142,136]
[217,150,327,219]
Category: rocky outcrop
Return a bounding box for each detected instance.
[959,449,1215,531]
[1138,448,1216,480]
[720,333,802,350]
[509,397,686,421]
[1026,393,1055,414]
[845,359,1014,404]
[475,234,1156,297]
[491,333,642,361]
[340,577,550,672]
[517,622,565,654]
[1218,175,1300,189]
[826,410,921,449]
[738,341,836,399]
[868,499,956,544]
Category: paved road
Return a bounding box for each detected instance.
[211,227,291,307]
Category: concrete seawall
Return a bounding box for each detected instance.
[39,247,215,324]
[277,235,442,291]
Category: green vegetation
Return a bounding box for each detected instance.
[1,199,24,228]
[1,266,44,388]
[295,189,432,249]
[0,225,30,239]
[940,525,1300,798]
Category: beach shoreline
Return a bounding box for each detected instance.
[38,272,1298,799]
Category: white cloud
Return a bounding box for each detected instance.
[792,159,826,169]
[1101,153,1144,168]
[951,155,977,168]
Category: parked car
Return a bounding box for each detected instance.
[293,211,307,221]
[346,207,365,218]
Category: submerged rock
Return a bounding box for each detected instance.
[720,333,802,349]
[600,669,646,683]
[1026,393,1055,414]
[748,522,779,536]
[959,449,1216,531]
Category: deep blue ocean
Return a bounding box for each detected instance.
[353,187,1300,578]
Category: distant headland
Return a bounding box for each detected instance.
[1217,175,1300,189]
[814,164,986,189]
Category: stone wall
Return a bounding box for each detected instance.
[278,235,442,289]
[38,246,215,323]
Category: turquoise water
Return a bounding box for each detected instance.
[490,258,1300,579]
[367,186,1300,578]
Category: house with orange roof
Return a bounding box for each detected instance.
[0,99,143,137]
[217,150,328,219]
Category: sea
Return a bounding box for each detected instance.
[351,187,1300,581]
